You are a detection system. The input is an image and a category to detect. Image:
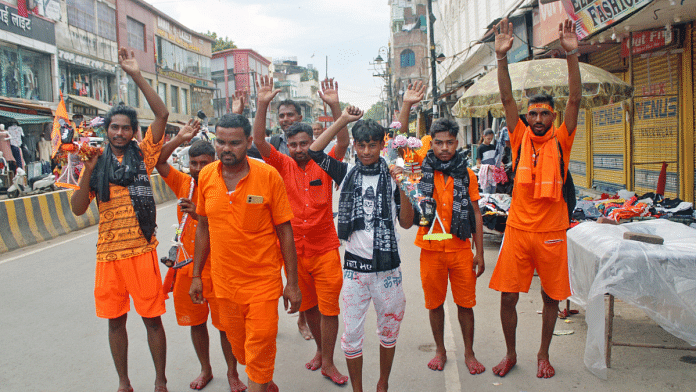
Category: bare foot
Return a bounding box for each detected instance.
[376,379,388,392]
[116,386,133,392]
[537,358,556,378]
[190,372,213,390]
[298,321,313,340]
[154,386,168,392]
[427,352,447,371]
[492,355,517,377]
[305,351,322,371]
[228,369,247,392]
[266,380,279,392]
[320,365,348,385]
[465,355,485,375]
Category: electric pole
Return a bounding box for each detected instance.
[427,0,438,118]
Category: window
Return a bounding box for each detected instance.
[127,17,145,51]
[67,0,96,33]
[127,76,139,107]
[158,82,167,107]
[181,88,188,115]
[400,49,415,68]
[97,2,116,41]
[171,86,179,113]
[1,47,53,101]
[156,37,211,80]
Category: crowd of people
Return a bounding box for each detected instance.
[70,17,581,392]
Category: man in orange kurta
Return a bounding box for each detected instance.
[414,119,486,376]
[189,113,301,392]
[488,18,582,379]
[70,48,170,392]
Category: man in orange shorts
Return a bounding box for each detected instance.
[71,48,169,392]
[489,18,581,379]
[189,113,302,392]
[252,75,349,385]
[412,118,486,375]
[156,119,246,391]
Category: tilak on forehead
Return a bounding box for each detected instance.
[528,103,554,113]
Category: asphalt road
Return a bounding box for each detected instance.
[1,200,695,391]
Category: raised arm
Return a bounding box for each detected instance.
[310,106,363,153]
[231,90,246,115]
[494,19,520,132]
[318,78,349,157]
[398,80,427,135]
[118,48,168,143]
[253,75,281,158]
[155,119,200,177]
[560,19,581,135]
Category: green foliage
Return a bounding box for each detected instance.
[300,68,319,82]
[339,102,351,111]
[205,31,237,52]
[363,102,387,121]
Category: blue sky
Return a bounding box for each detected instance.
[150,0,391,109]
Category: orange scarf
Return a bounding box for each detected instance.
[516,126,562,200]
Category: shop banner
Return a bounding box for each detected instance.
[0,3,55,45]
[533,1,569,47]
[620,27,672,57]
[560,0,654,40]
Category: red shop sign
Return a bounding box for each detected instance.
[621,28,672,58]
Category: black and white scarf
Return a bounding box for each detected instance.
[337,157,400,271]
[90,141,157,242]
[419,149,476,241]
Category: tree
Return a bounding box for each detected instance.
[204,31,237,52]
[363,102,387,122]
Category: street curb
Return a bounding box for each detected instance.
[0,174,176,254]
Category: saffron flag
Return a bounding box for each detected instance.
[51,91,69,159]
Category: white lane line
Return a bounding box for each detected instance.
[0,203,176,266]
[444,304,462,392]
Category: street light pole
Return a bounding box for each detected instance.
[427,0,438,118]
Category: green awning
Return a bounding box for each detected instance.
[0,110,54,124]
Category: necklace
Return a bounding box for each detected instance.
[531,142,539,167]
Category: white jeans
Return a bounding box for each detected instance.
[340,267,406,359]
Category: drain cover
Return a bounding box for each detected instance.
[679,355,696,364]
[418,343,436,352]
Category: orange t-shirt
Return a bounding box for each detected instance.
[92,127,162,262]
[415,168,480,251]
[196,159,294,304]
[263,145,341,257]
[161,166,211,277]
[507,119,575,232]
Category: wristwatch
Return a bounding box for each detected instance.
[565,48,579,56]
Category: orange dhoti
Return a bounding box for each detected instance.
[94,250,166,319]
[419,249,477,309]
[489,226,571,301]
[297,249,342,315]
[217,298,279,385]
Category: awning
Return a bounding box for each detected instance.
[0,110,54,124]
[68,94,112,113]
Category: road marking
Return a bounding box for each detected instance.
[0,203,175,266]
[444,304,462,392]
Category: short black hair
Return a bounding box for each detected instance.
[278,100,301,116]
[352,120,385,143]
[188,139,215,159]
[483,128,494,136]
[528,94,554,109]
[430,118,459,138]
[216,113,251,137]
[104,105,138,132]
[286,122,313,139]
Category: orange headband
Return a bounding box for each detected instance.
[528,103,554,112]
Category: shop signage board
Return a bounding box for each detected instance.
[0,4,55,45]
[621,28,672,57]
[155,16,210,56]
[159,69,211,88]
[592,103,626,192]
[508,16,530,64]
[560,0,653,40]
[533,1,568,47]
[59,50,116,73]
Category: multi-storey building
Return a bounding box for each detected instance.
[272,58,321,127]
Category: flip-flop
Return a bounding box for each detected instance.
[321,369,349,385]
[190,374,213,390]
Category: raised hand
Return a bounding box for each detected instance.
[256,75,281,106]
[178,118,200,142]
[341,106,364,123]
[231,90,246,114]
[318,78,339,106]
[494,18,514,57]
[559,19,579,53]
[118,48,140,76]
[403,80,426,106]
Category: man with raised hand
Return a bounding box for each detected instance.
[155,117,247,392]
[189,113,301,392]
[414,118,486,375]
[309,106,414,392]
[253,75,349,386]
[70,48,169,392]
[489,18,581,379]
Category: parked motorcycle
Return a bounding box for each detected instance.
[7,168,56,199]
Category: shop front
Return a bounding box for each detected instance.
[58,49,117,114]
